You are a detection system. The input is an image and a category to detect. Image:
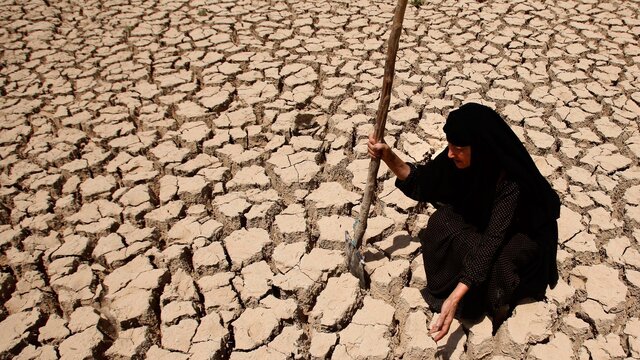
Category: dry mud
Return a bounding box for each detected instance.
[1,0,640,359]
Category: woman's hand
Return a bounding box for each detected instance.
[366,132,411,181]
[429,283,469,342]
[429,296,458,342]
[367,133,390,161]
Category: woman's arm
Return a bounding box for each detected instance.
[368,134,453,205]
[367,133,411,180]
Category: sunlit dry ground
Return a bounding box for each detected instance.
[1,0,639,358]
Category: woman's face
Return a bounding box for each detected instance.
[447,143,471,169]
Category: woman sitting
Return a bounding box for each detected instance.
[368,103,561,341]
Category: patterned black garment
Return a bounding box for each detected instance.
[400,171,547,319]
[396,158,553,318]
[395,103,561,326]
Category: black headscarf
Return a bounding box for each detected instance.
[443,103,560,231]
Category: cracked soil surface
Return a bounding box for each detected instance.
[1,0,640,359]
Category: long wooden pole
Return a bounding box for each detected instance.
[353,0,408,249]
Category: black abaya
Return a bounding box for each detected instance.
[396,103,561,320]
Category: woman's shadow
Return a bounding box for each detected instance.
[434,323,466,360]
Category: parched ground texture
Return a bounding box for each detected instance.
[0,0,639,358]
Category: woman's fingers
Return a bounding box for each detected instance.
[433,321,451,342]
[429,314,445,339]
[430,298,458,342]
[367,144,378,159]
[429,321,437,333]
[367,141,384,159]
[430,314,444,332]
[367,132,391,161]
[430,312,453,342]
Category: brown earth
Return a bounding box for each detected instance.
[1,0,639,359]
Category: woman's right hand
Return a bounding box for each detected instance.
[367,132,411,180]
[367,133,390,161]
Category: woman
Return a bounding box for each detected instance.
[368,103,560,341]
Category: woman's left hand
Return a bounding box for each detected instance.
[429,296,458,342]
[429,282,469,342]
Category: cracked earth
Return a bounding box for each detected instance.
[0,0,639,359]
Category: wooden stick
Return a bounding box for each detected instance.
[353,0,408,248]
